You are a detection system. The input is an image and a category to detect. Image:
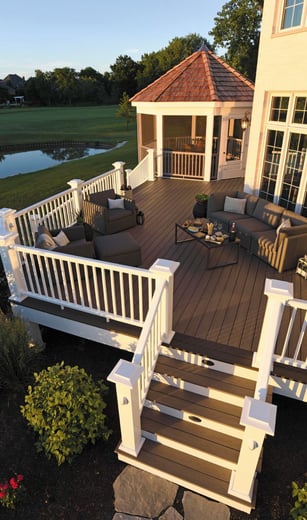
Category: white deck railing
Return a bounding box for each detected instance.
[14,245,157,326]
[13,166,123,246]
[108,271,176,457]
[163,150,205,179]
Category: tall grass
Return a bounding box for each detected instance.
[0,106,138,209]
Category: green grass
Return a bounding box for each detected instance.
[0,106,138,209]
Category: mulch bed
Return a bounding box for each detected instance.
[0,327,306,519]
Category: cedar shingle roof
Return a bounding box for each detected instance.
[130,47,254,103]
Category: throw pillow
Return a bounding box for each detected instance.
[36,232,57,250]
[224,196,247,215]
[108,198,125,209]
[53,230,70,247]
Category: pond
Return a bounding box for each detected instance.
[0,145,110,179]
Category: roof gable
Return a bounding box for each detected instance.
[130,48,254,103]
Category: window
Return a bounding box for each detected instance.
[259,130,284,201]
[270,96,289,122]
[281,0,304,29]
[226,119,243,161]
[293,97,307,124]
[279,133,307,209]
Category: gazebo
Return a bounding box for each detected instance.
[130,45,254,181]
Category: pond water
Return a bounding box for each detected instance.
[0,146,109,178]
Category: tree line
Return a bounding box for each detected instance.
[22,1,263,106]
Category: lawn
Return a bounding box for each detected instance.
[0,105,138,209]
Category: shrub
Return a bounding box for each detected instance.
[20,361,112,465]
[290,481,307,519]
[0,312,43,392]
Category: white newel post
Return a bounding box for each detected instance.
[252,278,293,400]
[149,259,180,344]
[107,359,145,456]
[146,148,155,181]
[112,161,126,191]
[228,397,277,502]
[67,179,83,216]
[0,208,25,301]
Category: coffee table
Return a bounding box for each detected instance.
[175,222,240,269]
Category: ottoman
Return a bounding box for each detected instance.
[94,232,142,266]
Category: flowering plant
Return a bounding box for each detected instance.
[0,474,25,509]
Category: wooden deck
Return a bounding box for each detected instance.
[125,177,307,354]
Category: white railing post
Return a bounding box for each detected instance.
[107,359,145,456]
[112,161,126,190]
[252,278,293,400]
[149,259,180,343]
[67,178,83,216]
[0,208,26,301]
[146,148,155,181]
[228,397,277,502]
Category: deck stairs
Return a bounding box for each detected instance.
[116,343,272,514]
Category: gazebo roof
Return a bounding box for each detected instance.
[130,46,254,103]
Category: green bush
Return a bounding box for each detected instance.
[20,362,111,465]
[0,312,43,392]
[290,481,307,519]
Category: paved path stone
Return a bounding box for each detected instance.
[182,491,230,520]
[113,466,178,518]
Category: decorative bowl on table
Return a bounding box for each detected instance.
[188,226,199,233]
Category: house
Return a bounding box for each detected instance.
[130,44,254,181]
[245,0,307,216]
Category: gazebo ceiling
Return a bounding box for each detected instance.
[130,46,254,103]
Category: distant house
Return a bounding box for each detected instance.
[245,0,307,216]
[0,74,25,101]
[130,45,254,182]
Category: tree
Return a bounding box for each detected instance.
[110,55,142,100]
[137,34,212,91]
[117,92,134,129]
[209,0,263,81]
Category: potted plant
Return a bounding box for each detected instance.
[193,193,209,218]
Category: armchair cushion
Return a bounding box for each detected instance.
[53,230,70,247]
[89,189,115,206]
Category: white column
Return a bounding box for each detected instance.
[156,114,163,178]
[112,161,126,189]
[107,359,145,456]
[204,114,214,181]
[146,148,155,181]
[228,397,277,502]
[252,278,293,400]
[67,178,83,217]
[149,259,180,343]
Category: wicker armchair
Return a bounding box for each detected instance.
[82,189,137,235]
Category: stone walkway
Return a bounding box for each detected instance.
[112,466,230,520]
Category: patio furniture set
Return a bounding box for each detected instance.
[35,188,142,267]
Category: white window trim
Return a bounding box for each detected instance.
[273,0,307,35]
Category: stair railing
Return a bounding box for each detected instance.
[108,259,179,457]
[228,278,294,503]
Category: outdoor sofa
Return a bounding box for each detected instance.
[207,191,307,273]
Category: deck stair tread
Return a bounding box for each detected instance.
[168,332,254,367]
[154,355,256,398]
[146,380,244,431]
[116,439,256,512]
[141,407,241,464]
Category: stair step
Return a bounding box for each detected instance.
[154,355,256,405]
[116,439,256,514]
[141,407,241,469]
[146,380,244,438]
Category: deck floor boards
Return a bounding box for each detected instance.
[127,177,307,359]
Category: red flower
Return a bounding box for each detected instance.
[3,483,9,490]
[17,475,24,482]
[9,477,18,490]
[0,490,6,499]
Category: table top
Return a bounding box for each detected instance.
[176,220,240,249]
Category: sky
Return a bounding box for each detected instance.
[1,0,226,80]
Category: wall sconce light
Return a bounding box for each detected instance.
[241,112,251,131]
